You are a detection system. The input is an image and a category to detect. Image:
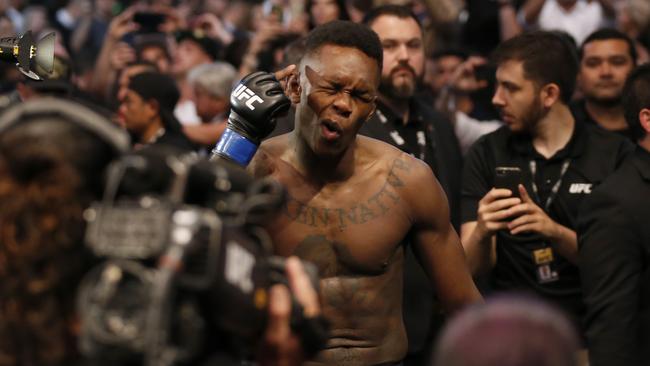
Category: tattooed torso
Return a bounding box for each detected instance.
[251,135,420,365]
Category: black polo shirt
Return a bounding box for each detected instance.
[570,99,636,141]
[461,121,632,329]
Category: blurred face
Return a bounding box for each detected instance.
[370,15,424,100]
[118,89,155,139]
[492,60,547,134]
[193,85,228,122]
[425,54,464,94]
[310,0,340,26]
[172,40,212,76]
[578,39,634,106]
[140,45,171,74]
[295,45,379,157]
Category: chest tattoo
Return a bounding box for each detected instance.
[282,158,411,230]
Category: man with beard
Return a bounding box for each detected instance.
[212,20,482,365]
[460,31,633,336]
[573,28,638,140]
[357,6,464,365]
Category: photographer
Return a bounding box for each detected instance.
[0,98,321,366]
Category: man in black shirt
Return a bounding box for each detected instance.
[572,29,637,140]
[118,72,197,151]
[360,6,464,365]
[461,31,632,333]
[578,64,650,366]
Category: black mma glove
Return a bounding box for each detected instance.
[211,71,291,166]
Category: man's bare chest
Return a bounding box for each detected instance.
[266,166,412,277]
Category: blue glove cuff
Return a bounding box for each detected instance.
[211,128,258,166]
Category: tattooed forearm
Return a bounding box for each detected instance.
[283,158,411,230]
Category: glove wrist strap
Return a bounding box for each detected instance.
[211,128,258,166]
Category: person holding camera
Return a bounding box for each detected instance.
[0,98,323,366]
[460,31,632,336]
[578,63,650,366]
[213,20,482,366]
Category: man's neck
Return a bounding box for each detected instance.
[532,103,575,159]
[584,99,628,131]
[290,132,356,184]
[141,119,164,144]
[378,94,410,125]
[639,135,650,153]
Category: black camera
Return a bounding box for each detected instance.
[77,146,327,366]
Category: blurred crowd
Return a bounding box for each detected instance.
[0,0,647,150]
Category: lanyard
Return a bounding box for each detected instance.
[376,109,427,161]
[528,158,571,211]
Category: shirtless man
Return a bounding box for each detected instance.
[212,20,482,366]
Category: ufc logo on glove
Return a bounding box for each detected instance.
[232,84,264,110]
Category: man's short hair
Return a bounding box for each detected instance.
[491,31,579,104]
[622,63,650,141]
[580,28,638,65]
[361,4,421,29]
[303,20,383,71]
[187,62,237,98]
[434,295,579,366]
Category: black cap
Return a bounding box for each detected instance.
[176,29,222,61]
[128,72,180,112]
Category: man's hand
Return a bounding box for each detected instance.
[475,188,522,240]
[507,185,560,237]
[448,56,489,94]
[258,257,321,366]
[107,7,139,43]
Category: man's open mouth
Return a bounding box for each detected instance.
[321,120,343,140]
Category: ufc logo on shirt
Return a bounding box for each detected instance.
[233,84,264,110]
[569,183,592,194]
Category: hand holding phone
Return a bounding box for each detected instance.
[494,166,522,198]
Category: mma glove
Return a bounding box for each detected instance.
[212,71,290,166]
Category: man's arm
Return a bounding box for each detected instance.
[578,191,643,366]
[460,188,521,275]
[405,157,483,311]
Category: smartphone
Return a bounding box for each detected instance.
[133,12,165,33]
[494,166,522,198]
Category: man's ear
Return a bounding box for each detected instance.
[286,72,301,105]
[640,108,650,134]
[540,83,561,108]
[145,99,160,119]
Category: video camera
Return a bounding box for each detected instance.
[77,146,328,366]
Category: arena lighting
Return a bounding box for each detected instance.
[0,31,55,81]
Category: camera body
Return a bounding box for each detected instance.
[77,147,324,366]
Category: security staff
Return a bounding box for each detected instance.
[579,63,650,366]
[460,31,633,333]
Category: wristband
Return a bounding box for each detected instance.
[211,128,258,166]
